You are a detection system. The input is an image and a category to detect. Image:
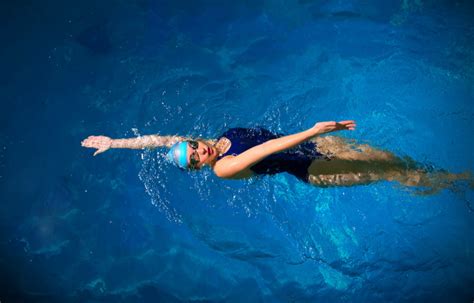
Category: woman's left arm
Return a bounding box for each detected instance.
[111,135,188,149]
[214,121,356,178]
[81,134,189,156]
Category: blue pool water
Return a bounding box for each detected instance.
[1,0,474,302]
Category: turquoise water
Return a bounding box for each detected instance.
[1,0,473,302]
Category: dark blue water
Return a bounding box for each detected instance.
[1,1,474,302]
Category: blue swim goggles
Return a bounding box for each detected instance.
[167,140,200,169]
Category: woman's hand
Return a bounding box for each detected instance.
[311,120,356,136]
[81,135,113,156]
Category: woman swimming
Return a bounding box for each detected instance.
[81,120,471,193]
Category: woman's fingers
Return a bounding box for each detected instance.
[338,121,356,127]
[337,120,356,130]
[82,140,96,148]
[338,120,355,124]
[81,136,111,148]
[81,136,96,147]
[93,148,107,156]
[338,120,356,125]
[81,135,111,156]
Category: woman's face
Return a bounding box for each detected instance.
[186,140,217,169]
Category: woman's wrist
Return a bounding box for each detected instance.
[110,139,120,148]
[111,138,136,149]
[308,126,321,137]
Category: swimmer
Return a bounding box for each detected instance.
[81,121,472,194]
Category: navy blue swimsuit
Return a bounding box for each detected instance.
[216,128,323,182]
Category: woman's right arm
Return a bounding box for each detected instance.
[213,121,356,178]
[81,134,188,156]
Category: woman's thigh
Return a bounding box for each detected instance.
[314,136,397,162]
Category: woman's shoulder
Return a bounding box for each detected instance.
[213,156,254,179]
[212,155,234,178]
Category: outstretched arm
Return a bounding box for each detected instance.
[81,134,189,156]
[214,121,356,178]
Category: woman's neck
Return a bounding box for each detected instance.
[213,137,231,156]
